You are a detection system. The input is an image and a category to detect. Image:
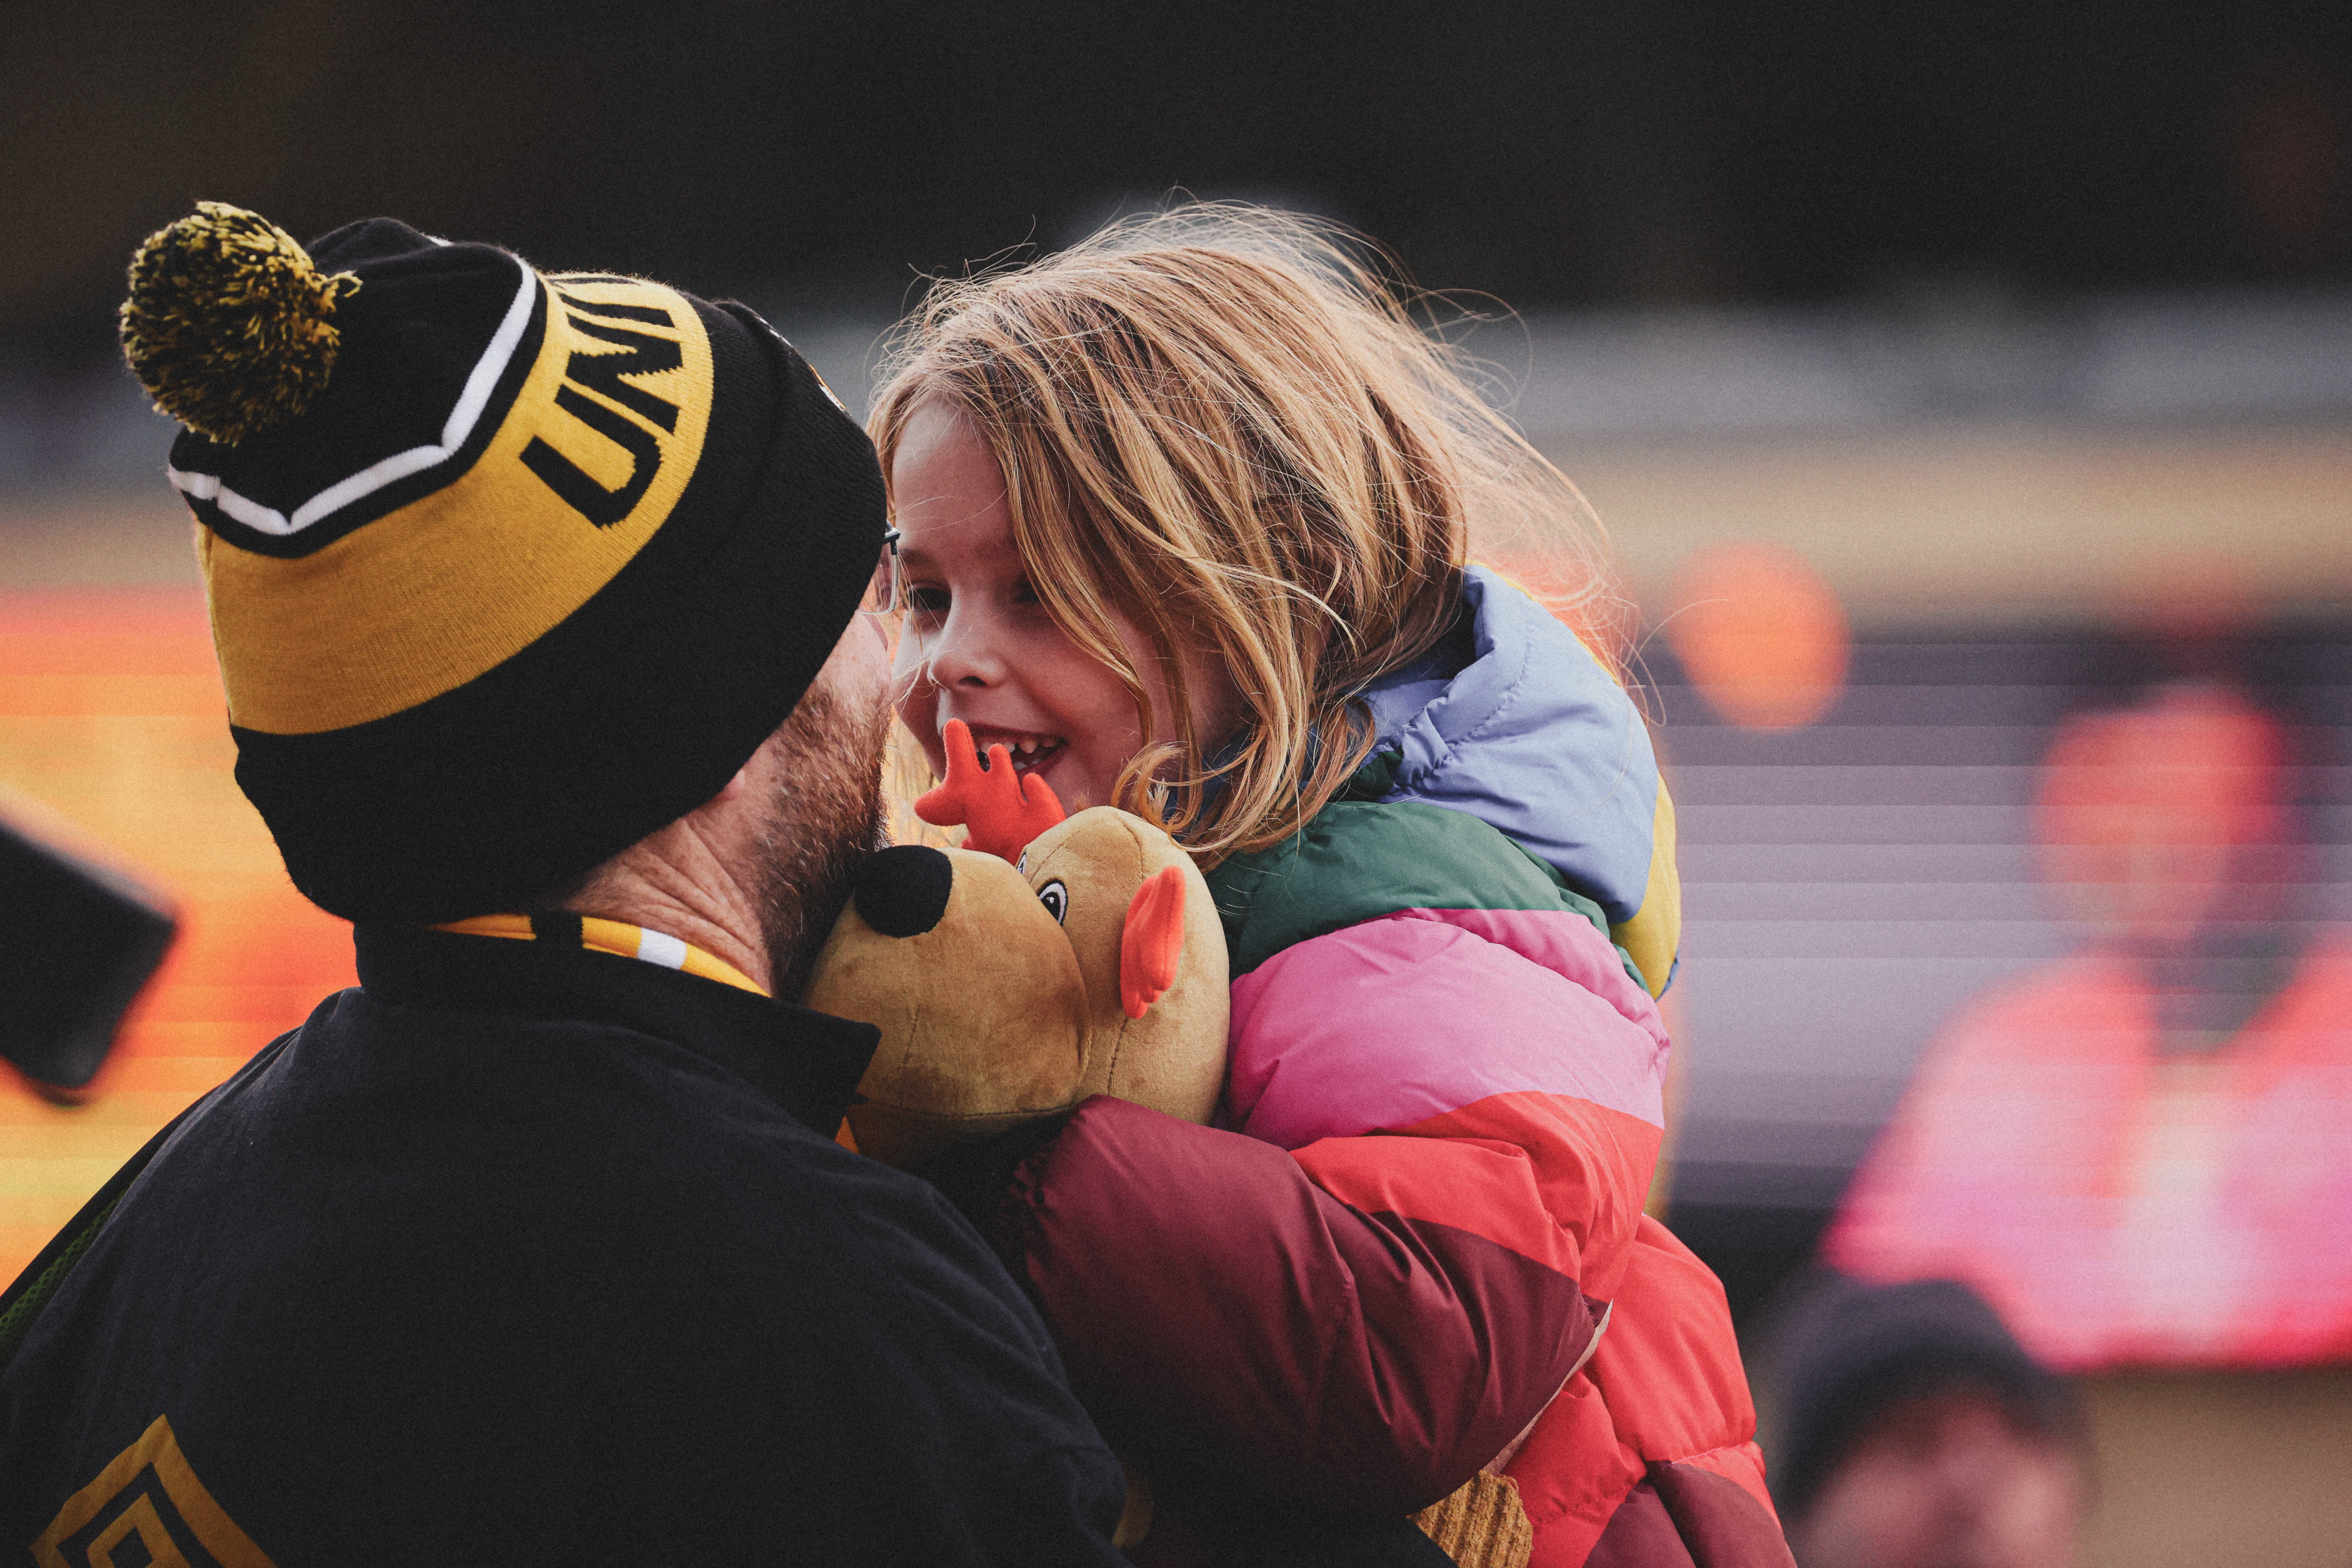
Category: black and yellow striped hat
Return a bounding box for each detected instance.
[120,204,884,924]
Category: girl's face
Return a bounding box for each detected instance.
[888,400,1240,815]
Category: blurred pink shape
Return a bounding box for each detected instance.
[1828,684,2352,1371]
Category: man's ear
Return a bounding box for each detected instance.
[1119,865,1187,1019]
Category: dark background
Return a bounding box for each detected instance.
[7,0,2350,366]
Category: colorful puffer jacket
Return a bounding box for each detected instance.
[999,568,1792,1566]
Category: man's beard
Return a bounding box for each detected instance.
[753,677,890,1001]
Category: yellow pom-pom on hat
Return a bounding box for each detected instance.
[119,201,362,446]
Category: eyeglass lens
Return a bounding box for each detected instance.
[865,529,902,615]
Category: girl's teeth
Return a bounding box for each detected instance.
[964,732,1056,763]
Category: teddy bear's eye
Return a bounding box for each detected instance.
[1036,880,1068,925]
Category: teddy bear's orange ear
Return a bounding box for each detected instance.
[1119,864,1188,1019]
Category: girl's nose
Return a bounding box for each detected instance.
[911,608,1008,690]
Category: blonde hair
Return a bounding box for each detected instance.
[870,205,1612,866]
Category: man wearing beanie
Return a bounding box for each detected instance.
[1760,1274,2088,1568]
[0,207,1132,1565]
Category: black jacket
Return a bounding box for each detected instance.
[0,926,1130,1565]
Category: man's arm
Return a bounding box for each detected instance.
[829,1164,1139,1565]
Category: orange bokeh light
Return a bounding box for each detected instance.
[0,588,356,1286]
[1665,542,1851,731]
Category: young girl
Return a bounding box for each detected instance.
[869,209,1785,1568]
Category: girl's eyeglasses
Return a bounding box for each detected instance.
[861,527,903,616]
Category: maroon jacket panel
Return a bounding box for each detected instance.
[1004,1096,1597,1512]
[1589,1465,1796,1568]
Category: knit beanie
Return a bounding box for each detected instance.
[1763,1273,2082,1522]
[118,204,884,925]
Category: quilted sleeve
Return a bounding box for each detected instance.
[999,907,1670,1512]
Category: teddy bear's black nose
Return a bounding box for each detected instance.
[851,845,955,937]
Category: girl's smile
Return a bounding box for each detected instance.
[949,723,1067,783]
[887,399,1239,814]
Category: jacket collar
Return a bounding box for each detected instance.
[1358,563,1665,929]
[352,924,879,1138]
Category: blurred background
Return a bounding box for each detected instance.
[4,3,2349,1563]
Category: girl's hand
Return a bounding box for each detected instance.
[916,718,1067,861]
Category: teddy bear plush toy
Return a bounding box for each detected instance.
[802,721,1531,1568]
[801,720,1229,1555]
[804,719,1229,1169]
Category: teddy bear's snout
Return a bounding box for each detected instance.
[851,845,955,937]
